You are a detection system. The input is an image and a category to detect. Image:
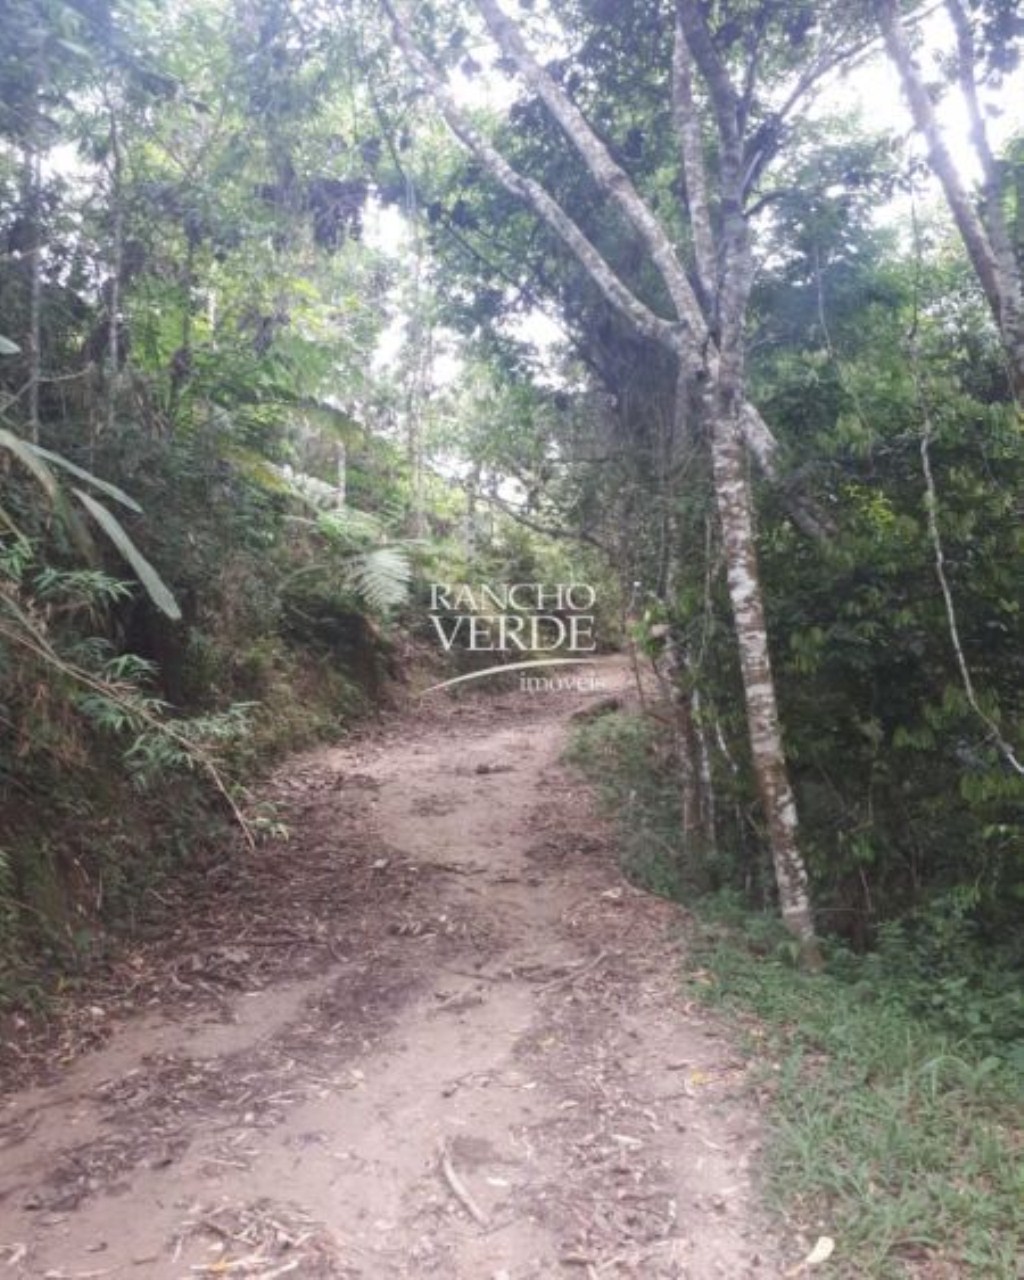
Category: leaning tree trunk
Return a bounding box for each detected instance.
[679,0,823,963]
[22,145,41,443]
[876,0,1024,403]
[103,103,124,447]
[707,405,821,965]
[659,450,716,859]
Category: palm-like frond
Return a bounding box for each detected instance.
[276,467,414,613]
[344,546,412,612]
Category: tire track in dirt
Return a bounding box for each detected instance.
[0,662,781,1278]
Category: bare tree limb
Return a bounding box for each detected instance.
[876,0,1024,399]
[472,483,612,554]
[438,1141,489,1226]
[473,0,707,340]
[381,0,682,351]
[672,17,717,305]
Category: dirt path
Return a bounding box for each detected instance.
[0,664,780,1278]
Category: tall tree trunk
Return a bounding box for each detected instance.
[105,107,124,441]
[336,440,347,508]
[692,680,716,856]
[660,620,706,851]
[385,0,824,959]
[660,383,715,857]
[672,15,716,304]
[169,237,196,418]
[405,317,430,539]
[680,0,822,960]
[707,405,820,963]
[21,142,42,443]
[19,27,48,443]
[405,193,430,539]
[463,463,481,562]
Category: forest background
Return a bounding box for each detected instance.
[1,1,1023,1268]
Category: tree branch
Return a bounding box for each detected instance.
[876,0,1024,397]
[675,0,741,167]
[381,0,682,352]
[944,0,1021,342]
[383,0,832,536]
[473,484,613,554]
[472,0,707,340]
[672,16,717,306]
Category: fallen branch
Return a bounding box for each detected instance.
[438,964,501,983]
[258,1261,301,1280]
[535,949,610,994]
[438,1140,489,1226]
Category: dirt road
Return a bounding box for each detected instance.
[0,665,779,1278]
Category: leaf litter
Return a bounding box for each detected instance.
[1,664,787,1278]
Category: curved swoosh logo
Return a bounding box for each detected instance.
[419,657,599,696]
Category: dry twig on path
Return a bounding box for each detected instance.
[535,949,611,994]
[438,1139,490,1226]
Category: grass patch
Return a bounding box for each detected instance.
[687,913,1023,1277]
[568,710,1024,1278]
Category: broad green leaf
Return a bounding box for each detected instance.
[0,336,20,355]
[0,427,58,500]
[72,489,181,620]
[317,505,384,546]
[29,444,142,512]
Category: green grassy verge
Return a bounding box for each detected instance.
[686,913,1023,1277]
[567,711,1024,1279]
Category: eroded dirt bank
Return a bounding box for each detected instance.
[0,665,780,1278]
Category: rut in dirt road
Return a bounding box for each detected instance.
[0,665,781,1279]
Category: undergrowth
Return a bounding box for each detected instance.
[0,652,362,1012]
[0,597,370,1012]
[568,710,1024,1279]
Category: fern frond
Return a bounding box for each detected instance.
[344,546,411,611]
[317,506,385,548]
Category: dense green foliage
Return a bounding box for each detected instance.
[0,0,441,991]
[1,0,1022,1265]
